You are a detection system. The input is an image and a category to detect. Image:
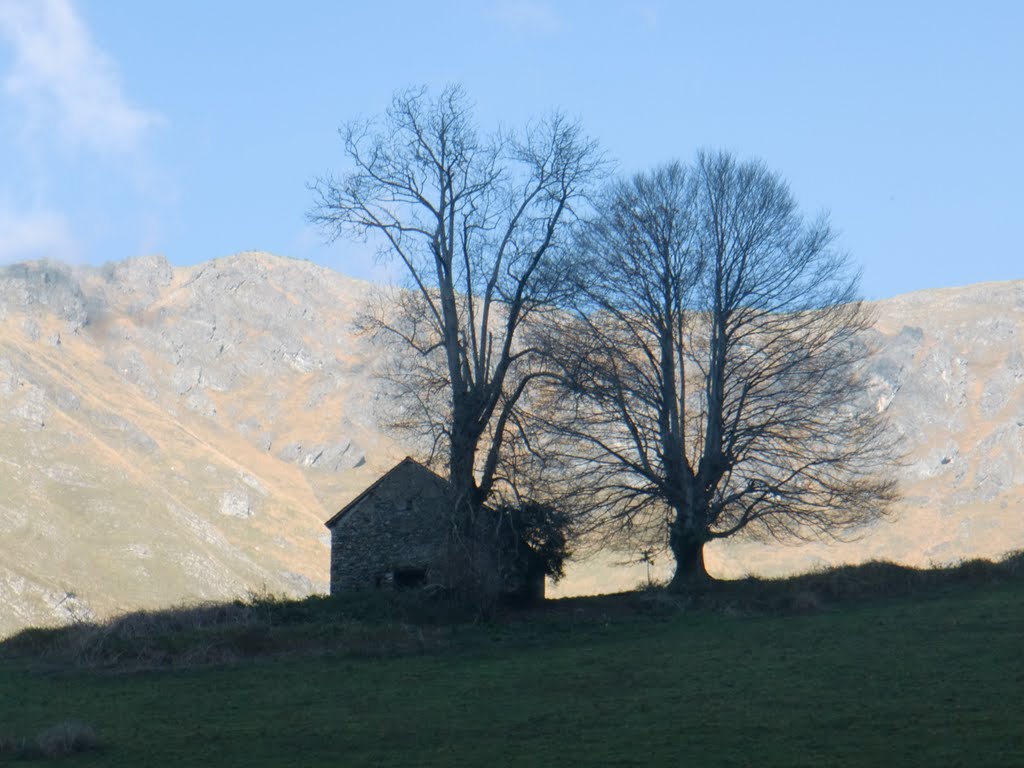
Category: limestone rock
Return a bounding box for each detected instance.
[0,262,91,330]
[0,251,1020,637]
[219,491,253,519]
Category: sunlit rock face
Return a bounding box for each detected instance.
[697,280,1024,584]
[1,252,1022,629]
[0,252,391,637]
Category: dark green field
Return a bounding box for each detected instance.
[1,561,1022,767]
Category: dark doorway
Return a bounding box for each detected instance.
[392,567,427,590]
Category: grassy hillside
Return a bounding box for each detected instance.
[4,256,1024,634]
[1,560,1022,767]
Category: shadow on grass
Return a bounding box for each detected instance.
[0,590,464,671]
[3,550,1021,671]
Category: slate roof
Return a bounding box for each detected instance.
[322,456,449,529]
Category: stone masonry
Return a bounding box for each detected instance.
[325,458,457,593]
[324,457,545,601]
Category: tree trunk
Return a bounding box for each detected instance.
[448,404,482,511]
[667,527,711,592]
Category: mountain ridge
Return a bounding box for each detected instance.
[0,251,1021,635]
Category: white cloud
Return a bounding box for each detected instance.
[0,204,78,264]
[0,0,161,154]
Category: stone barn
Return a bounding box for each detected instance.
[324,457,545,601]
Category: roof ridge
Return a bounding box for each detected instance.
[323,456,446,528]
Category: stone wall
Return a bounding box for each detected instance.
[327,459,546,602]
[328,461,453,593]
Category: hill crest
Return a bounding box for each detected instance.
[0,251,1021,634]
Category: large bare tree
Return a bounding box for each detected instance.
[309,85,601,523]
[543,152,897,589]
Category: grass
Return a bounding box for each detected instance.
[0,555,1022,766]
[0,720,102,760]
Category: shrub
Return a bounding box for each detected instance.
[1000,549,1024,575]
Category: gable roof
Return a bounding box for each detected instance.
[323,456,450,529]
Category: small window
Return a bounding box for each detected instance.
[392,567,427,590]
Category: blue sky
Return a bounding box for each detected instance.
[0,0,1020,299]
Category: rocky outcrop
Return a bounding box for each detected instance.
[0,252,1021,630]
[0,252,386,637]
[698,280,1024,583]
[0,262,91,329]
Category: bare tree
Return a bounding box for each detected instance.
[309,86,601,587]
[542,152,898,589]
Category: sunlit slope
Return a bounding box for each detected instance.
[0,253,398,636]
[1,252,1022,629]
[554,280,1024,593]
